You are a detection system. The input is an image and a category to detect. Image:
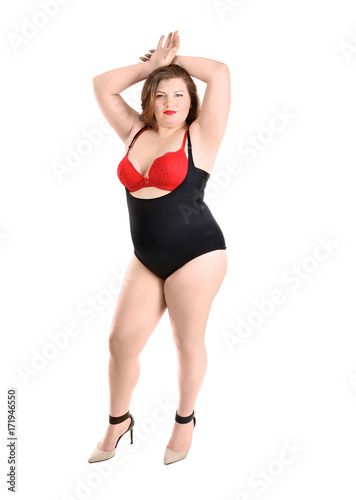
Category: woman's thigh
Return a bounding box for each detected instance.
[109,253,167,356]
[163,250,228,348]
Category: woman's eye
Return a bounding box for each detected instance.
[156,94,183,98]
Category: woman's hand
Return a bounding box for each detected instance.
[139,31,180,70]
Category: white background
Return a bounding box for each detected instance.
[1,0,356,499]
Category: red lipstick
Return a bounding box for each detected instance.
[164,111,177,115]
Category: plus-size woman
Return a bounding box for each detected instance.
[88,31,231,465]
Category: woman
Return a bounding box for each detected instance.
[88,31,231,465]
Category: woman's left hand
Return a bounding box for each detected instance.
[139,31,179,66]
[139,49,155,63]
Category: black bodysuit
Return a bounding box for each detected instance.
[119,126,226,280]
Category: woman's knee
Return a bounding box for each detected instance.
[108,325,135,355]
[108,321,153,358]
[172,332,206,353]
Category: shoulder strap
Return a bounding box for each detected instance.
[187,127,191,150]
[127,126,148,154]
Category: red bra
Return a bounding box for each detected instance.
[117,126,188,192]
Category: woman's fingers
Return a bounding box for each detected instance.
[139,48,155,62]
[144,32,179,67]
[173,34,179,49]
[157,31,178,50]
[157,34,165,48]
[163,32,172,48]
[171,32,179,50]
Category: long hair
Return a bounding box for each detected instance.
[140,64,201,132]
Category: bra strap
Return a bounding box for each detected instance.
[128,125,190,155]
[127,126,148,155]
[186,127,191,151]
[182,128,188,149]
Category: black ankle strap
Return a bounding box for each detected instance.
[109,410,130,424]
[175,409,195,424]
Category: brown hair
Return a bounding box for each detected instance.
[140,64,201,132]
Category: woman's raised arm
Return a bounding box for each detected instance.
[172,55,230,150]
[92,32,180,144]
[92,62,152,143]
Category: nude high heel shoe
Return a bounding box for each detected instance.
[88,410,134,463]
[164,409,196,465]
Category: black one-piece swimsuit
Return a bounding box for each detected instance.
[123,126,227,280]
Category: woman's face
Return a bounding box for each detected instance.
[153,78,191,128]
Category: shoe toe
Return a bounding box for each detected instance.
[88,446,116,463]
[163,446,188,465]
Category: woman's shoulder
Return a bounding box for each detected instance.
[187,120,221,175]
[124,119,148,153]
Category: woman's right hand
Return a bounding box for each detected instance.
[140,31,180,70]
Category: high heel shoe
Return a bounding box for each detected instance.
[88,410,135,463]
[163,409,196,465]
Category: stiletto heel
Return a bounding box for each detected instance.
[88,410,135,463]
[163,409,196,465]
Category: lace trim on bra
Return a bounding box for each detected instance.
[118,127,189,192]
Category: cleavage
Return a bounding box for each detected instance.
[127,133,187,178]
